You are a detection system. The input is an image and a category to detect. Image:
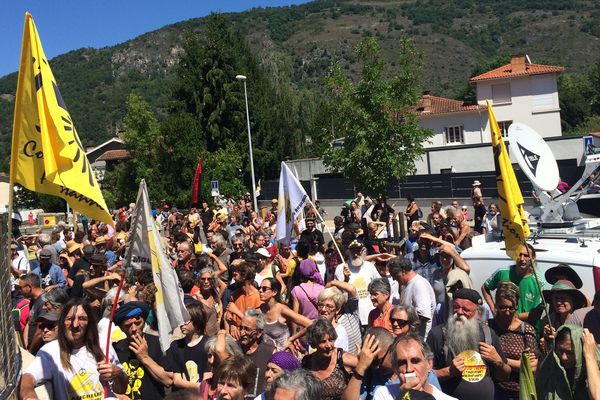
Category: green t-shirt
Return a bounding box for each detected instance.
[484,266,547,314]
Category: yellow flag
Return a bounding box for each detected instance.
[487,100,529,259]
[10,13,113,226]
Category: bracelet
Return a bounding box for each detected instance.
[352,370,364,380]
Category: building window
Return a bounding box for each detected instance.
[492,83,511,104]
[444,125,464,144]
[499,120,512,137]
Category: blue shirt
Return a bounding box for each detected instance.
[32,263,66,289]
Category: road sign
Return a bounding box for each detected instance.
[584,136,593,155]
[211,180,220,197]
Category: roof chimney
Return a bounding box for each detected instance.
[421,91,432,112]
[511,54,527,73]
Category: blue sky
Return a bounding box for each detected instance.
[0,0,311,77]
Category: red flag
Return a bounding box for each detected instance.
[191,155,203,207]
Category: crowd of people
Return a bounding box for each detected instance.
[7,188,600,400]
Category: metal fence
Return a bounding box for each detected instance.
[0,214,19,399]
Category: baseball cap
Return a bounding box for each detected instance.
[39,248,52,259]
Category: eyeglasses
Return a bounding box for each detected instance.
[317,303,336,311]
[390,318,409,327]
[259,286,272,292]
[199,277,212,282]
[497,305,515,312]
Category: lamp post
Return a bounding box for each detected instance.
[236,74,258,212]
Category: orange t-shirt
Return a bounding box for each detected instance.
[368,302,393,333]
[229,288,262,326]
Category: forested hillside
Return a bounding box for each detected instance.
[2,0,600,180]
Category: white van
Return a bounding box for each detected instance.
[461,236,600,300]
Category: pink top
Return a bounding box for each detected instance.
[291,282,324,320]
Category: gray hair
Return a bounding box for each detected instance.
[211,233,227,251]
[204,335,244,359]
[390,305,420,332]
[318,287,347,310]
[37,233,51,246]
[391,332,433,373]
[40,288,69,309]
[245,308,266,330]
[269,369,322,400]
[368,278,391,296]
[102,286,127,309]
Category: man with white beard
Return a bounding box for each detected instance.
[335,240,381,328]
[426,288,510,400]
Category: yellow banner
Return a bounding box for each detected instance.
[10,13,113,226]
[487,100,529,259]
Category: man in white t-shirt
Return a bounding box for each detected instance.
[373,332,457,400]
[19,298,127,400]
[389,258,436,339]
[334,241,381,326]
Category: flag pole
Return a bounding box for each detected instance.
[306,199,345,264]
[103,270,126,397]
[523,242,552,341]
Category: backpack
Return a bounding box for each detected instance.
[416,208,423,219]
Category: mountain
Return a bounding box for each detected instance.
[1,0,599,172]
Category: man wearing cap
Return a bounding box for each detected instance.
[427,288,510,400]
[471,180,482,198]
[36,310,59,344]
[94,235,116,268]
[31,248,66,291]
[482,243,546,322]
[113,301,172,399]
[335,241,381,328]
[67,244,95,287]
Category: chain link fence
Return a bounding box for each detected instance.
[0,214,19,399]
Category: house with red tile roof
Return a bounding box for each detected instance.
[413,54,570,174]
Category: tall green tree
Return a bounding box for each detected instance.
[104,94,164,206]
[322,36,433,197]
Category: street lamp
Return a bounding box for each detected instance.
[236,74,258,212]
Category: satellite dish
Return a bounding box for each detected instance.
[508,123,559,191]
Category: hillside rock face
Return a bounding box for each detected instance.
[0,0,599,172]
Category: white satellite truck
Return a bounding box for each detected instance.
[462,123,600,300]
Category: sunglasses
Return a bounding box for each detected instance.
[497,305,515,312]
[39,322,56,330]
[199,277,212,282]
[390,318,409,327]
[258,286,272,292]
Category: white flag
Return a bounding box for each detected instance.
[276,162,310,244]
[124,179,189,352]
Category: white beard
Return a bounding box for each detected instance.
[446,314,480,356]
[350,256,364,268]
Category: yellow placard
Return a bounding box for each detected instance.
[459,350,487,383]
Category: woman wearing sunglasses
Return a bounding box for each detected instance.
[388,305,420,337]
[257,278,312,351]
[197,267,226,336]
